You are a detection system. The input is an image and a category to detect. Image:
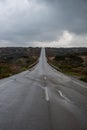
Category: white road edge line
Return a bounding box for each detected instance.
[57,90,70,102]
[73,81,87,89]
[45,87,49,101]
[0,80,13,88]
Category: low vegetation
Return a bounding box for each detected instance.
[0,47,41,79]
[46,48,87,82]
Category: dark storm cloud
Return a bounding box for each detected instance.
[0,0,87,47]
[41,0,87,34]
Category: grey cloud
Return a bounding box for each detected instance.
[0,0,87,47]
[41,0,87,34]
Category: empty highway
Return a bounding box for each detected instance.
[0,48,87,130]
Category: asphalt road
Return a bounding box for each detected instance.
[0,48,87,130]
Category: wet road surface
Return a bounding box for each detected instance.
[0,48,87,130]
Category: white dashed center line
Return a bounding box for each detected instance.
[45,87,49,101]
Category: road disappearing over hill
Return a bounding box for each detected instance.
[0,48,87,130]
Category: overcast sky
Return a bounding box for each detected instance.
[0,0,87,47]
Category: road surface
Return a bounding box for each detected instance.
[0,48,87,130]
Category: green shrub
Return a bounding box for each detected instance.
[80,76,87,82]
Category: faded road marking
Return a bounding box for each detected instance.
[0,80,13,88]
[44,76,47,80]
